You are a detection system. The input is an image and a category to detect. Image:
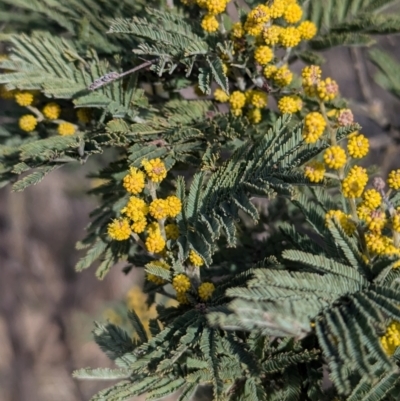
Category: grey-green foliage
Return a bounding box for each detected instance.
[301,0,400,49]
[369,48,400,99]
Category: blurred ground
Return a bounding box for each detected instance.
[1,13,400,401]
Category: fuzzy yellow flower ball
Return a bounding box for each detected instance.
[262,25,282,45]
[279,27,301,48]
[342,166,368,198]
[269,0,285,18]
[198,282,215,301]
[142,158,167,183]
[357,203,372,220]
[302,65,322,87]
[166,196,182,218]
[248,90,268,108]
[254,46,274,65]
[381,320,400,355]
[214,88,229,102]
[298,21,318,40]
[173,274,191,293]
[304,161,325,183]
[278,96,302,114]
[19,115,37,132]
[229,91,246,111]
[347,132,369,158]
[362,189,382,210]
[123,167,146,194]
[247,108,262,124]
[15,91,34,107]
[201,14,219,32]
[365,209,386,233]
[317,78,339,102]
[231,22,244,38]
[43,102,61,120]
[323,146,347,170]
[325,210,356,236]
[273,65,293,87]
[58,122,76,136]
[392,209,400,232]
[145,232,166,253]
[122,196,149,221]
[243,21,264,37]
[146,260,170,285]
[165,223,180,240]
[198,0,228,14]
[149,199,169,219]
[302,112,326,143]
[176,291,190,305]
[247,4,271,24]
[108,218,132,241]
[387,169,400,190]
[365,233,387,255]
[189,250,204,267]
[131,218,147,234]
[283,3,303,23]
[263,65,278,79]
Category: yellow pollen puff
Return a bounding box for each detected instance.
[323,146,347,170]
[172,274,191,293]
[247,108,262,124]
[302,112,326,143]
[254,46,274,65]
[365,209,386,233]
[380,320,400,355]
[317,78,339,102]
[58,122,76,136]
[357,203,372,221]
[201,14,219,33]
[19,114,37,132]
[243,20,264,37]
[165,223,180,240]
[304,161,325,183]
[147,222,161,235]
[279,27,301,48]
[146,260,170,285]
[165,196,182,218]
[269,0,286,18]
[142,158,167,183]
[231,22,244,38]
[197,0,228,14]
[302,65,322,96]
[131,218,147,234]
[262,25,282,46]
[325,210,356,236]
[341,166,368,198]
[15,91,34,106]
[214,88,229,102]
[108,218,132,241]
[145,232,166,253]
[43,102,61,120]
[229,90,246,110]
[149,199,169,219]
[264,65,278,79]
[298,20,317,40]
[189,250,204,267]
[198,282,215,301]
[123,167,146,194]
[122,196,149,221]
[248,90,268,108]
[273,65,293,87]
[247,4,270,24]
[387,169,400,190]
[365,233,387,255]
[278,96,302,114]
[347,132,369,158]
[362,189,382,210]
[283,3,303,24]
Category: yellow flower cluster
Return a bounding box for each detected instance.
[278,96,302,114]
[302,65,338,102]
[304,161,325,183]
[58,122,76,136]
[142,158,167,183]
[173,274,191,293]
[107,217,132,241]
[347,132,369,158]
[15,91,34,107]
[123,167,146,194]
[323,146,347,170]
[325,210,356,236]
[189,250,204,267]
[387,169,400,190]
[380,320,400,355]
[342,166,368,198]
[317,78,339,102]
[19,115,37,132]
[302,112,326,143]
[214,88,229,102]
[228,90,268,123]
[254,45,274,66]
[198,282,215,301]
[43,103,61,120]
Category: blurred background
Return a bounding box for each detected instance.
[1,7,400,401]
